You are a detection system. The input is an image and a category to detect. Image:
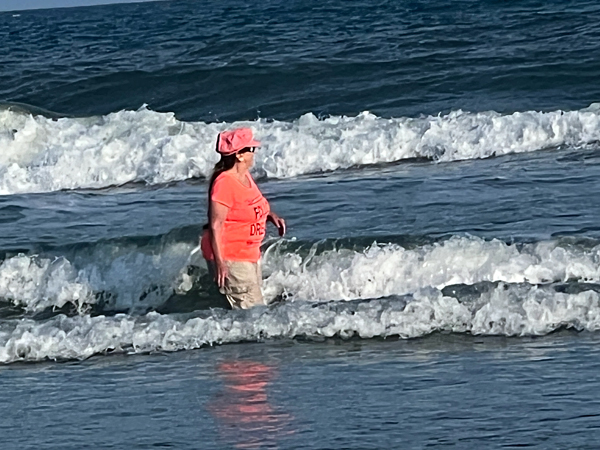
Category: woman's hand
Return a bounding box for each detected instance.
[215,259,229,288]
[268,212,286,236]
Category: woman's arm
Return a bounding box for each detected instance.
[210,200,230,288]
[267,211,286,236]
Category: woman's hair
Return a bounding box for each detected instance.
[205,154,240,229]
[208,153,237,198]
[205,140,254,227]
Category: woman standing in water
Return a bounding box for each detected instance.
[201,128,286,309]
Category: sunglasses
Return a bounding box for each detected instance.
[238,147,256,154]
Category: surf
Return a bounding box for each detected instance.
[1,233,600,318]
[2,282,600,364]
[2,104,600,195]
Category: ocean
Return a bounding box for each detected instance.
[2,0,600,448]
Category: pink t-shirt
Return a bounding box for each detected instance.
[201,172,270,262]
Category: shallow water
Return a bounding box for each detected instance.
[3,0,600,447]
[4,332,600,449]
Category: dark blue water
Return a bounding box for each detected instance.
[2,0,600,448]
[3,0,600,121]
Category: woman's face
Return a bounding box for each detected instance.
[237,148,256,168]
[246,150,255,168]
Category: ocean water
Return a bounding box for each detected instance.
[2,0,600,447]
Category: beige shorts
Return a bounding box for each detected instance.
[209,260,265,310]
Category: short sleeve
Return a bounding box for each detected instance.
[210,174,236,208]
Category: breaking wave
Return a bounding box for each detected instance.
[2,233,600,363]
[2,104,600,194]
[1,234,600,315]
[2,283,600,363]
[0,240,199,315]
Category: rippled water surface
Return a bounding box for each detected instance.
[4,333,600,449]
[2,0,600,447]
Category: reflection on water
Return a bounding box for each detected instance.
[207,360,295,449]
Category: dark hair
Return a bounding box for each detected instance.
[208,154,237,197]
[204,153,237,228]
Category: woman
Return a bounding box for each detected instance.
[201,128,286,309]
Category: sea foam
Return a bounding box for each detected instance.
[2,104,600,194]
[262,236,600,301]
[0,241,197,314]
[1,236,599,315]
[1,284,600,363]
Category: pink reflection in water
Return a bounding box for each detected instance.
[207,360,295,449]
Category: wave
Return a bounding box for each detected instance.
[2,104,600,195]
[0,240,200,315]
[2,283,600,363]
[2,234,600,317]
[262,236,600,301]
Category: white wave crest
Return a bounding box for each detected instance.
[1,235,599,315]
[2,104,600,194]
[1,284,599,363]
[263,236,600,301]
[0,255,92,313]
[0,241,197,313]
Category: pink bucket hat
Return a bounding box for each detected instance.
[216,128,261,156]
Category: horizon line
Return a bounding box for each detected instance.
[0,0,163,14]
